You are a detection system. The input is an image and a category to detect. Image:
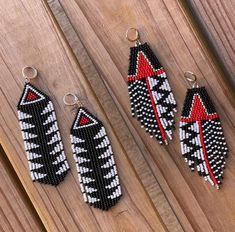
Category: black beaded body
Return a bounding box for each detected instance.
[179,86,228,188]
[17,83,69,185]
[127,42,177,145]
[70,106,122,210]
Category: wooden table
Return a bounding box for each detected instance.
[0,0,234,231]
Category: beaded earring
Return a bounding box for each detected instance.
[126,28,177,145]
[17,66,69,186]
[63,93,122,210]
[179,71,228,189]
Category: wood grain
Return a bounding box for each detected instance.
[53,0,235,231]
[0,0,167,231]
[0,147,43,232]
[48,1,186,231]
[186,0,235,90]
[1,0,235,231]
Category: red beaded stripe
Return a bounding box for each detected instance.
[180,95,219,122]
[180,113,219,122]
[128,68,165,81]
[145,77,167,142]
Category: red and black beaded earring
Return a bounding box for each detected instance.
[63,93,122,210]
[17,66,70,186]
[126,28,177,145]
[179,71,228,189]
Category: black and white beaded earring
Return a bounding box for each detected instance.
[17,66,69,186]
[63,93,122,210]
[126,28,177,145]
[179,71,228,189]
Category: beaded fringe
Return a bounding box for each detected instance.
[70,107,122,210]
[179,87,228,188]
[17,83,69,185]
[127,43,177,144]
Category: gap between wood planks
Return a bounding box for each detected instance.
[47,0,187,231]
[44,0,168,223]
[0,145,46,232]
[180,1,235,106]
[0,0,169,231]
[47,0,235,231]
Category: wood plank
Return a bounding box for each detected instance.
[55,0,235,231]
[48,1,187,231]
[0,0,166,231]
[0,147,44,232]
[185,0,235,90]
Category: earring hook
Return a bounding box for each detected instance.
[126,28,141,46]
[184,71,199,88]
[63,93,83,107]
[22,66,38,83]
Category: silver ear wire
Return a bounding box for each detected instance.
[63,93,83,107]
[126,27,141,46]
[184,71,199,88]
[22,66,38,83]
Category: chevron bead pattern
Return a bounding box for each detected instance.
[70,107,122,210]
[179,87,228,188]
[17,83,69,185]
[127,43,177,144]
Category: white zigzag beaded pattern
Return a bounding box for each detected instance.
[17,83,69,185]
[70,107,122,210]
[127,43,177,144]
[20,84,45,105]
[73,109,98,129]
[179,87,228,188]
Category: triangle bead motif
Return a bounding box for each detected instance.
[17,83,69,185]
[73,108,98,129]
[136,52,156,77]
[127,43,177,144]
[20,84,45,105]
[79,115,91,125]
[70,107,122,210]
[181,89,219,122]
[179,87,228,188]
[189,95,208,120]
[26,90,39,101]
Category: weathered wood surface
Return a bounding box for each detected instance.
[0,0,235,231]
[51,0,235,231]
[0,0,167,231]
[0,147,43,232]
[186,0,235,90]
[48,1,186,231]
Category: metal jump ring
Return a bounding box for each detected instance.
[126,27,140,42]
[184,71,199,88]
[184,71,196,82]
[22,66,38,82]
[63,93,79,106]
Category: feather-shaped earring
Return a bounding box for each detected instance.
[179,71,228,189]
[63,93,122,210]
[17,66,69,185]
[126,28,177,145]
